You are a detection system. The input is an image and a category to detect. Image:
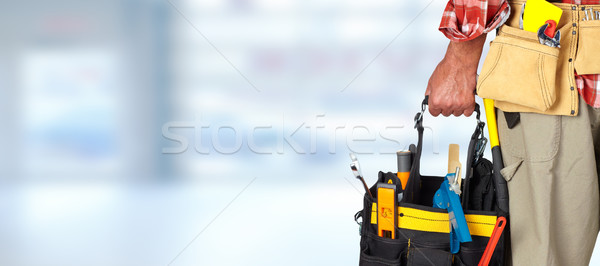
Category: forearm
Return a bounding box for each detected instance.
[444,33,487,71]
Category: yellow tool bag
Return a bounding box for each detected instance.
[354,97,509,266]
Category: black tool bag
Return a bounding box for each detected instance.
[355,98,508,266]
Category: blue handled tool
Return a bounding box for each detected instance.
[434,167,472,253]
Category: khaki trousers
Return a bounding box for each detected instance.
[498,96,600,265]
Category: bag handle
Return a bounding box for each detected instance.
[413,96,482,129]
[403,96,484,204]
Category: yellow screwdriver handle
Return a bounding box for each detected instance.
[483,98,499,148]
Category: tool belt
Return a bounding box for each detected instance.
[355,98,508,266]
[477,1,600,116]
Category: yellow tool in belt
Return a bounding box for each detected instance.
[522,0,562,33]
[483,99,509,214]
[377,183,397,239]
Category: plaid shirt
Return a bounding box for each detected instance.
[439,0,600,108]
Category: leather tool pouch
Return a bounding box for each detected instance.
[477,25,560,112]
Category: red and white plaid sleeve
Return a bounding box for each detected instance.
[577,74,600,108]
[439,0,510,42]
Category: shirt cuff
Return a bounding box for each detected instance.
[438,1,510,42]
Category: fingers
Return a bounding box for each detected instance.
[431,105,474,117]
[427,93,443,117]
[454,103,476,117]
[463,106,474,117]
[428,94,450,117]
[426,84,443,117]
[429,107,442,117]
[441,109,453,117]
[429,95,475,117]
[428,94,448,117]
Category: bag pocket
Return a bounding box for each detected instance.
[406,246,452,266]
[477,25,560,112]
[498,110,561,162]
[457,241,486,266]
[359,232,407,266]
[574,20,600,75]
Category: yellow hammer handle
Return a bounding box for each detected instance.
[483,99,499,148]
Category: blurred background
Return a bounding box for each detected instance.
[1,0,598,265]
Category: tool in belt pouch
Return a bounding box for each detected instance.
[354,97,509,266]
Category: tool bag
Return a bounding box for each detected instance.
[355,98,507,266]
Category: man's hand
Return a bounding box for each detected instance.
[425,34,487,117]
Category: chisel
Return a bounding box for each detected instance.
[448,144,462,189]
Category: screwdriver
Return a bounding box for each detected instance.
[396,150,412,190]
[350,153,373,198]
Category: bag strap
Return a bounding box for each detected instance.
[462,117,487,208]
[403,96,484,204]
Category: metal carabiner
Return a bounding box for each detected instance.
[354,211,363,235]
[414,96,428,128]
[414,112,423,129]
